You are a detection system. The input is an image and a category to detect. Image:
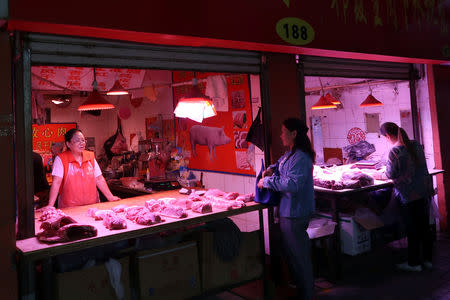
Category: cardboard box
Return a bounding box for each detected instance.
[135,241,201,300]
[55,257,130,300]
[316,211,384,256]
[200,231,264,291]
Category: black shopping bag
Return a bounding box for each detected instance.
[246,107,265,151]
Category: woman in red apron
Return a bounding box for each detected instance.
[45,128,120,208]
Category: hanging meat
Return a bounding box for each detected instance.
[104,117,128,160]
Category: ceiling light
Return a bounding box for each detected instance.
[360,83,383,107]
[360,94,383,107]
[325,93,341,105]
[174,79,217,123]
[311,95,337,110]
[107,79,129,96]
[311,77,337,110]
[78,68,115,111]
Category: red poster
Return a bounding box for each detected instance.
[32,123,77,152]
[174,72,255,175]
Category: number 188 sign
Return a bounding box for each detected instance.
[276,17,315,46]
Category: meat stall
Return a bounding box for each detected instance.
[311,163,443,279]
[17,190,268,299]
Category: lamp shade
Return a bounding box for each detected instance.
[107,80,129,96]
[360,94,383,107]
[174,85,217,122]
[311,95,337,110]
[78,90,115,111]
[325,93,341,105]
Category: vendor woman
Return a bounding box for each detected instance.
[43,128,120,209]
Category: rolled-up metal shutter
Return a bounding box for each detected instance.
[25,33,261,73]
[301,55,415,80]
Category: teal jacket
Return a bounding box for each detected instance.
[263,149,315,218]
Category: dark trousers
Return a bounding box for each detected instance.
[401,198,433,266]
[279,216,314,300]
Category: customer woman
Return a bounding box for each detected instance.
[379,122,433,271]
[44,128,120,209]
[257,117,315,300]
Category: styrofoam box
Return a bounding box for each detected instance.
[316,213,371,256]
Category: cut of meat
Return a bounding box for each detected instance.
[111,204,128,213]
[38,224,97,243]
[224,192,239,200]
[204,196,234,210]
[235,193,254,203]
[205,195,246,210]
[204,189,225,197]
[188,193,204,202]
[102,214,127,230]
[159,205,188,218]
[39,207,66,221]
[93,210,115,221]
[165,198,193,210]
[40,215,77,231]
[145,200,163,213]
[86,208,99,218]
[57,224,97,242]
[125,206,146,220]
[134,210,163,225]
[191,201,213,214]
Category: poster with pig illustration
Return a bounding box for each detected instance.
[173,72,255,175]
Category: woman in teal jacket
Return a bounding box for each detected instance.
[258,118,315,300]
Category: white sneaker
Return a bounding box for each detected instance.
[423,261,433,269]
[396,262,422,272]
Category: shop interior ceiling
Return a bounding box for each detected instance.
[304,76,407,96]
[31,67,173,100]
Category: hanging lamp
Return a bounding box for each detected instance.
[174,78,217,123]
[311,78,337,110]
[107,78,129,96]
[78,68,115,111]
[360,83,383,107]
[325,93,341,105]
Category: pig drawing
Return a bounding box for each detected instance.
[190,125,231,160]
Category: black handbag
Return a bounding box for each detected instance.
[246,107,265,151]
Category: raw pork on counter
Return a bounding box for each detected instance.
[145,199,188,218]
[191,201,213,214]
[37,211,97,243]
[40,215,77,231]
[39,207,66,221]
[235,193,255,203]
[111,204,128,213]
[313,165,375,190]
[38,224,97,243]
[102,213,127,230]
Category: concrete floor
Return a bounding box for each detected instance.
[203,233,450,300]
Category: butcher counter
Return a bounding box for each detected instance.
[16,190,269,300]
[313,169,444,279]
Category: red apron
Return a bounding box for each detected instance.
[57,150,99,208]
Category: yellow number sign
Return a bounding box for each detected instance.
[276,17,315,46]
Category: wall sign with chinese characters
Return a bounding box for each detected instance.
[32,123,77,152]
